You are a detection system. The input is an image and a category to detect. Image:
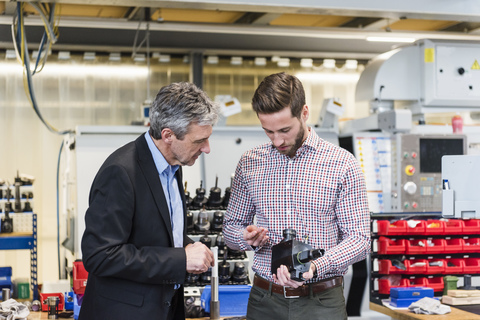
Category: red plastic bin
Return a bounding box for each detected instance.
[405,259,428,274]
[426,277,445,292]
[378,237,406,255]
[73,261,89,294]
[463,258,480,274]
[405,239,427,255]
[425,259,446,275]
[444,219,464,235]
[378,278,409,295]
[39,292,65,312]
[444,238,463,254]
[425,239,446,254]
[377,220,407,235]
[378,259,406,275]
[463,220,480,235]
[463,238,480,253]
[425,220,445,235]
[445,258,464,274]
[406,220,426,235]
[408,277,428,287]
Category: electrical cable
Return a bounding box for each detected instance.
[12,2,73,135]
[56,140,64,280]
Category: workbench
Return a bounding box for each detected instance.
[370,302,480,320]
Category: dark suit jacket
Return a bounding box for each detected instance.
[79,134,194,320]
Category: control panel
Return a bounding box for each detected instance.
[391,134,466,212]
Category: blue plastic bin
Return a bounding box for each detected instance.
[201,285,251,317]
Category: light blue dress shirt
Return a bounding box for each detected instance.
[144,132,184,248]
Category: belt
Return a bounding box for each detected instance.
[253,274,343,298]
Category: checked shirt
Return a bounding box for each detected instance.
[223,128,371,283]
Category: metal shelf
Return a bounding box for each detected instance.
[0,213,38,300]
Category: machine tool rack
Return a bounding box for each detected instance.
[0,213,38,300]
[370,213,480,305]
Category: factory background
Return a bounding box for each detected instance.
[1,0,480,318]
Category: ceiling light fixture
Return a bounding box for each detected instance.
[254,57,267,66]
[344,59,358,70]
[277,58,290,67]
[58,51,70,60]
[83,52,96,61]
[366,36,416,43]
[133,54,146,62]
[300,58,313,68]
[323,59,336,69]
[109,53,121,62]
[159,54,171,63]
[230,56,243,65]
[207,55,219,64]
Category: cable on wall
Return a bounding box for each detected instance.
[11,2,73,135]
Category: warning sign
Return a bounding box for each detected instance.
[472,59,480,70]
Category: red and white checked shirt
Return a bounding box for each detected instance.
[223,128,371,283]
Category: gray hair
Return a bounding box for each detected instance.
[149,82,220,140]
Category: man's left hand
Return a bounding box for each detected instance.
[273,263,316,288]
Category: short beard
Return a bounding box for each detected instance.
[286,122,306,158]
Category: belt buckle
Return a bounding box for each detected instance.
[283,286,299,299]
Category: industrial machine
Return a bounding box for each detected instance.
[391,134,466,212]
[442,155,480,219]
[355,39,480,122]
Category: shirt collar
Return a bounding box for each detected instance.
[144,132,179,177]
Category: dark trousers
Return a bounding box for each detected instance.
[246,282,347,320]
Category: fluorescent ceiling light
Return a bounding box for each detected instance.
[159,54,171,63]
[366,36,416,43]
[323,59,336,69]
[231,56,242,65]
[345,59,358,70]
[300,58,313,68]
[207,55,219,64]
[109,53,121,62]
[254,57,266,66]
[58,51,71,60]
[277,58,290,67]
[83,52,96,61]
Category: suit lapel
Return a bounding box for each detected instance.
[134,135,174,244]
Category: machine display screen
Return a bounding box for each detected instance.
[420,138,464,173]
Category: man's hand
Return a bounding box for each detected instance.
[273,263,316,288]
[185,242,214,274]
[243,225,269,247]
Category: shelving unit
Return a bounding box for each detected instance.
[0,213,38,300]
[370,213,480,305]
[0,183,38,301]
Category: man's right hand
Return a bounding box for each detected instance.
[185,242,214,274]
[243,225,269,247]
